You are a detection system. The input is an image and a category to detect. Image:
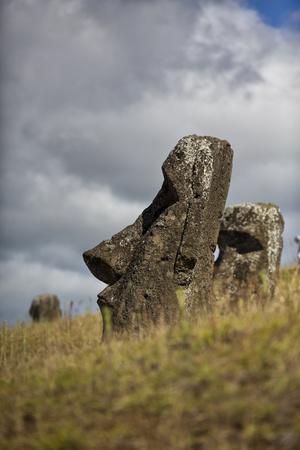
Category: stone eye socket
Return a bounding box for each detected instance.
[218,230,263,255]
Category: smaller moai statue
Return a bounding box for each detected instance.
[214,203,284,305]
[29,294,62,322]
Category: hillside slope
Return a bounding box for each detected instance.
[0,267,299,450]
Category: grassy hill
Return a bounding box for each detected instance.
[0,266,299,450]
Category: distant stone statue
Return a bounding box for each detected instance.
[83,135,233,335]
[29,294,62,322]
[214,203,284,305]
[295,235,300,264]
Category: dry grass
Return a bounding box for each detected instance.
[0,266,299,450]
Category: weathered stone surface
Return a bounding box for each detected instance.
[83,135,233,335]
[214,203,284,304]
[29,294,62,321]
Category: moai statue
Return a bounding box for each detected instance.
[29,294,62,322]
[83,135,233,335]
[214,203,284,305]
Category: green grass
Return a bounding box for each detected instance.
[0,267,299,450]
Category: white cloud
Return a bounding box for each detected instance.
[0,170,143,260]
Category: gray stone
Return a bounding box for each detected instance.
[214,203,284,304]
[29,294,62,322]
[83,135,233,335]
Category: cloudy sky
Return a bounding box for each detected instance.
[0,0,299,323]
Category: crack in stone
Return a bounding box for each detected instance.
[173,201,193,285]
[173,151,199,286]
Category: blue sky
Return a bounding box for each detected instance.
[247,0,300,27]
